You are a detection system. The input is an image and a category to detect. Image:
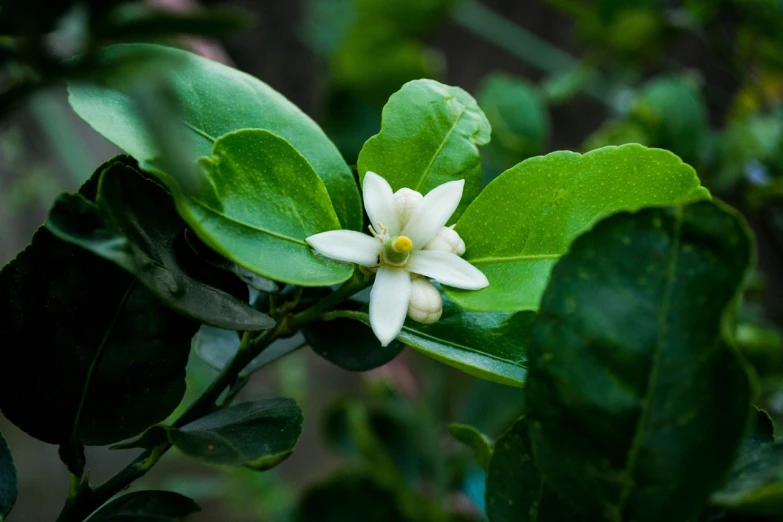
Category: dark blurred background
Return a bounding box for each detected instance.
[2,0,783,520]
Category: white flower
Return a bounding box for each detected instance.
[306,171,488,346]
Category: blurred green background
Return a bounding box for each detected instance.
[2,0,783,520]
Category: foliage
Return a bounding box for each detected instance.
[1,2,783,521]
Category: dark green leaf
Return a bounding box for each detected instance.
[58,442,85,478]
[0,225,197,445]
[526,201,754,521]
[304,302,404,371]
[176,129,353,286]
[485,417,580,522]
[0,430,16,522]
[68,44,361,230]
[88,490,199,521]
[165,399,303,470]
[47,157,274,331]
[744,409,775,457]
[296,473,414,522]
[712,442,783,517]
[338,296,534,386]
[448,423,492,472]
[357,79,490,219]
[450,144,709,312]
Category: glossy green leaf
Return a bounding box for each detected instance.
[296,473,414,522]
[336,295,534,386]
[712,442,783,517]
[450,144,709,312]
[485,417,579,522]
[0,430,16,522]
[304,302,404,371]
[178,129,353,286]
[165,399,303,470]
[68,43,361,230]
[526,201,754,521]
[0,224,197,446]
[448,423,492,472]
[47,157,274,330]
[357,79,491,219]
[88,490,199,521]
[477,73,549,163]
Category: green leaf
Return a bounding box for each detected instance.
[0,225,197,445]
[450,144,710,312]
[711,442,783,517]
[0,430,16,522]
[525,201,754,521]
[303,302,405,371]
[744,408,775,456]
[485,417,580,522]
[448,423,493,472]
[477,73,549,163]
[175,129,354,286]
[68,43,361,230]
[164,399,303,470]
[87,490,200,521]
[337,295,534,386]
[0,159,198,445]
[295,473,415,522]
[357,79,491,219]
[47,157,274,330]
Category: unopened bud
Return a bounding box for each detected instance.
[407,277,442,324]
[425,225,466,256]
[393,188,424,227]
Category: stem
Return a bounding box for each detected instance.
[288,271,370,330]
[56,325,285,522]
[57,272,367,521]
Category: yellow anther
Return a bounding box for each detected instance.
[392,236,413,253]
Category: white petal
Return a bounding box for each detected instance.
[407,250,489,290]
[306,230,381,267]
[363,172,400,237]
[401,179,464,249]
[370,266,412,346]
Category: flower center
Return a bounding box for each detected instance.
[383,235,413,266]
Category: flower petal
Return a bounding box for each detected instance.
[407,250,489,290]
[363,172,400,236]
[401,179,464,249]
[306,230,381,267]
[370,266,412,346]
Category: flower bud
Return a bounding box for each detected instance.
[424,225,466,256]
[407,277,442,324]
[393,188,424,227]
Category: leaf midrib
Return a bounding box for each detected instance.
[413,104,469,191]
[71,279,138,442]
[192,200,307,246]
[612,207,684,519]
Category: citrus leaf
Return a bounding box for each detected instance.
[357,79,490,219]
[450,144,709,312]
[526,201,754,521]
[68,43,361,230]
[0,430,16,522]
